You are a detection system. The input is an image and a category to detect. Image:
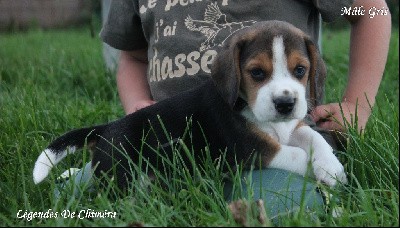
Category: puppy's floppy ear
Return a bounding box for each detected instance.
[304,36,327,108]
[211,36,245,109]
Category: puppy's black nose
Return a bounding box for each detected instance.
[273,97,296,115]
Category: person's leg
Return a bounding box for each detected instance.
[56,163,325,224]
[224,168,324,222]
[54,161,94,199]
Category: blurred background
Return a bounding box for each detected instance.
[0,0,398,71]
[0,0,119,70]
[0,0,95,31]
[1,0,398,31]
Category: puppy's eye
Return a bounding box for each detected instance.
[250,68,266,81]
[294,66,306,79]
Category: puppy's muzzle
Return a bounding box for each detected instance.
[273,96,296,115]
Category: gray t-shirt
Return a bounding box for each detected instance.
[100,0,353,102]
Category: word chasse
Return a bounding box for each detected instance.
[341,6,389,18]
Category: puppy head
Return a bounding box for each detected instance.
[211,21,326,122]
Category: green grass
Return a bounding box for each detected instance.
[0,26,398,226]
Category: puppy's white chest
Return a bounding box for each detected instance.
[241,108,299,144]
[258,120,299,144]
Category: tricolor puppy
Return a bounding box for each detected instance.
[33,21,347,189]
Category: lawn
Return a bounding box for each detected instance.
[0,25,398,226]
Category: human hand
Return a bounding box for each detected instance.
[126,100,156,115]
[310,102,371,132]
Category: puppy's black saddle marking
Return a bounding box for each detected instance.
[47,80,267,188]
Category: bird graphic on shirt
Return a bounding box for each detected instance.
[185,3,257,51]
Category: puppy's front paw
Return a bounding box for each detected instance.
[312,152,347,187]
[268,145,309,177]
[312,146,347,186]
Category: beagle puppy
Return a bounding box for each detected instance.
[33,21,347,189]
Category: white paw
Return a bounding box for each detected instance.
[289,147,309,176]
[268,145,309,176]
[312,154,347,186]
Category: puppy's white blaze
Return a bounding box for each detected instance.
[252,36,291,122]
[272,36,289,79]
[32,146,76,184]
